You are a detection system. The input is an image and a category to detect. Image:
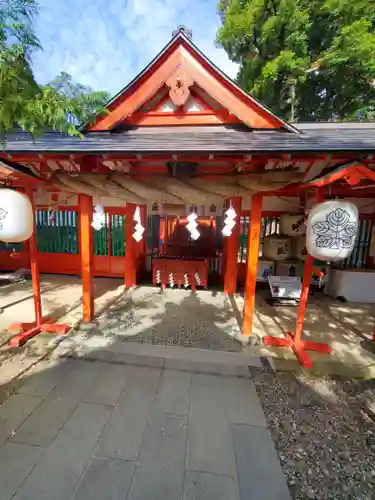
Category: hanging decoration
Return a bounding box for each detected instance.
[293,235,308,261]
[132,205,145,242]
[0,189,33,242]
[186,212,200,240]
[48,207,55,225]
[279,213,306,236]
[91,204,105,231]
[222,206,237,237]
[263,235,293,261]
[306,200,359,261]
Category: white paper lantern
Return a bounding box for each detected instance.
[0,189,33,242]
[263,235,292,261]
[279,214,306,236]
[306,200,358,262]
[293,235,308,261]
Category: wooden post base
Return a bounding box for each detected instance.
[8,317,55,334]
[264,331,332,369]
[9,321,71,347]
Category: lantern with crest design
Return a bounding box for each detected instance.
[0,189,34,243]
[306,201,359,261]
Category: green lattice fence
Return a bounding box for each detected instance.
[339,218,372,269]
[110,214,125,257]
[36,209,78,253]
[93,213,126,256]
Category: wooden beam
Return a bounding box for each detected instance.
[181,48,282,129]
[126,111,238,126]
[224,197,242,295]
[124,203,137,287]
[79,194,94,322]
[242,194,263,336]
[89,50,182,130]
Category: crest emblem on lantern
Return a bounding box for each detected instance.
[0,207,8,230]
[312,208,357,249]
[306,201,359,261]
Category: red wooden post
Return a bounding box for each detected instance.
[294,254,314,349]
[264,188,331,368]
[243,194,263,336]
[27,189,42,326]
[224,197,242,295]
[9,190,70,345]
[124,202,137,287]
[79,194,94,322]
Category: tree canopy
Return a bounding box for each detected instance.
[217,0,375,121]
[0,0,110,136]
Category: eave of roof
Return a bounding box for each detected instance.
[3,125,375,154]
[0,158,39,178]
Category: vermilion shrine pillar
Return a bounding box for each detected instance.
[224,197,242,295]
[79,194,94,322]
[242,194,263,335]
[27,189,43,326]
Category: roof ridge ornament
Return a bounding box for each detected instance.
[166,68,194,107]
[172,25,192,40]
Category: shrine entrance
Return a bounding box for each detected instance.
[146,214,225,289]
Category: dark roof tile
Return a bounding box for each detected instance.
[3,125,375,154]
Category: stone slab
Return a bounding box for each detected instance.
[232,423,291,500]
[0,394,42,444]
[96,366,160,461]
[111,352,165,368]
[10,360,104,447]
[128,414,187,500]
[71,456,135,500]
[109,341,263,368]
[187,374,236,477]
[0,442,45,500]
[17,358,78,398]
[84,363,130,407]
[184,471,239,500]
[223,377,267,427]
[128,461,184,500]
[164,358,251,377]
[137,413,187,468]
[154,369,191,416]
[13,403,112,500]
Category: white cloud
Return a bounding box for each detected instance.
[32,0,238,94]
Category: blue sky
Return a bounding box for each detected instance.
[32,0,238,96]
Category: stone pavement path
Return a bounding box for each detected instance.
[0,358,291,500]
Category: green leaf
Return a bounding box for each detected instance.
[217,0,375,121]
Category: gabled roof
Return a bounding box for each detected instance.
[85,27,298,133]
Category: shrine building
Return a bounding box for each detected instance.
[2,26,375,367]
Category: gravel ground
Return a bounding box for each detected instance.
[251,367,375,500]
[79,286,243,352]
